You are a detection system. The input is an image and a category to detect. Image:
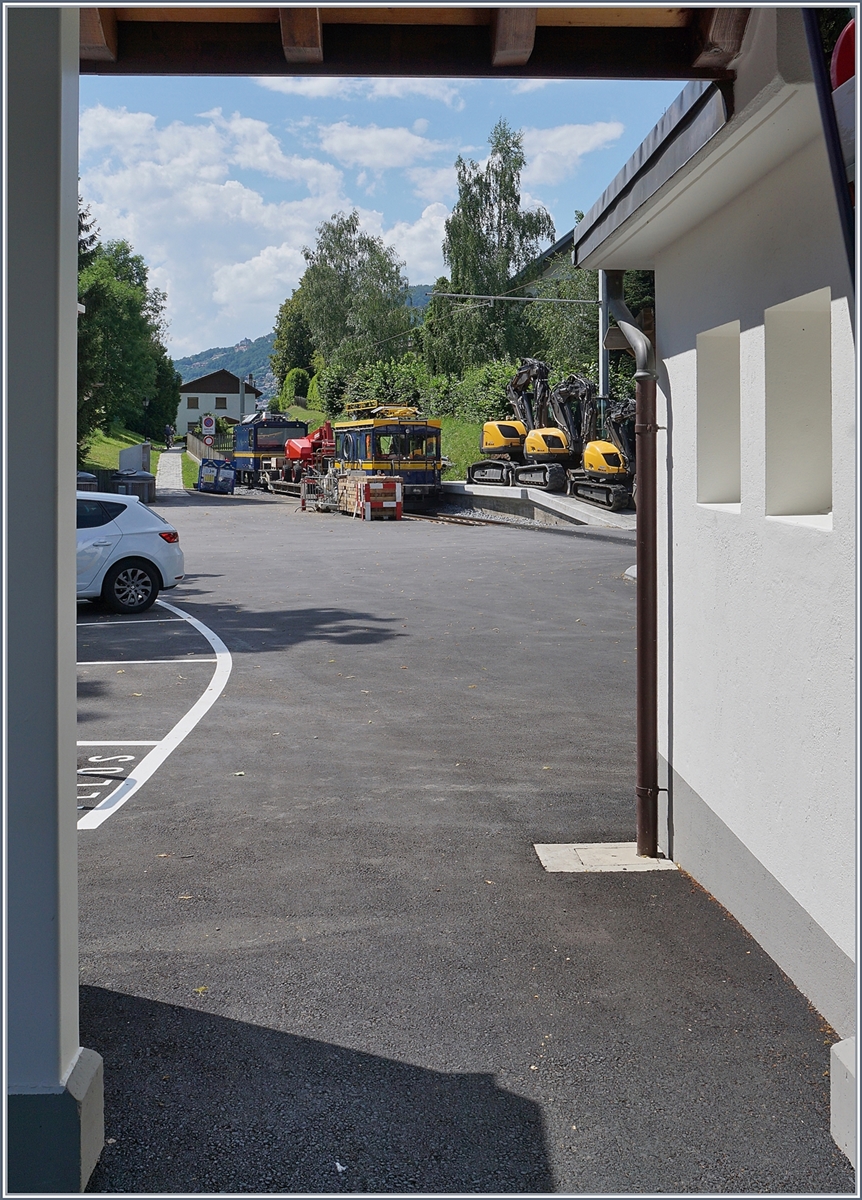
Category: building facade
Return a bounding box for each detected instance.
[177,368,262,432]
[573,7,856,1165]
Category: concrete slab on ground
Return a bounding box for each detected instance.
[443,479,637,530]
[534,842,679,872]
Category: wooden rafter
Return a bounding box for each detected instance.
[693,8,751,69]
[80,8,740,82]
[491,8,537,67]
[104,7,694,29]
[279,8,323,63]
[80,8,118,61]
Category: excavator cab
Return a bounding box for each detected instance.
[582,439,628,477]
[479,420,527,460]
[524,427,576,465]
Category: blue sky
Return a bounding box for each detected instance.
[79,74,684,357]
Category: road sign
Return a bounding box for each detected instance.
[203,434,214,447]
[201,414,216,434]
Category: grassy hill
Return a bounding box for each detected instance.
[81,426,164,476]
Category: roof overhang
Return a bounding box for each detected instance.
[80,7,749,79]
[572,8,821,269]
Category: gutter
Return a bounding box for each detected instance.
[605,272,659,858]
[802,10,855,291]
[573,80,731,266]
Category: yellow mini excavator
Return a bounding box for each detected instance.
[467,359,635,509]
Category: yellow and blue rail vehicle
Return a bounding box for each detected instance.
[232,415,308,484]
[333,405,443,505]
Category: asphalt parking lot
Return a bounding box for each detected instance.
[78,492,854,1194]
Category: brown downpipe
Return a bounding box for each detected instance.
[605,271,659,857]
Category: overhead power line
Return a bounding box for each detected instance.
[429,291,601,305]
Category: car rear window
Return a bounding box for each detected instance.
[76,499,125,529]
[101,501,128,520]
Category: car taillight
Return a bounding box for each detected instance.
[159,531,179,543]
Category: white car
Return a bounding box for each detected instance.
[76,491,184,614]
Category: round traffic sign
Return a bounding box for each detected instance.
[203,435,214,447]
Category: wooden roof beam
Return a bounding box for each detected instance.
[279,7,322,63]
[693,8,750,69]
[80,8,118,61]
[491,8,537,67]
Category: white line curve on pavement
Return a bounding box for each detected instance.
[77,599,232,830]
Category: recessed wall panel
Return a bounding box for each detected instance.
[765,289,832,516]
[697,321,741,504]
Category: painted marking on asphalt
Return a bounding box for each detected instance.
[77,740,159,746]
[77,599,232,831]
[77,658,217,665]
[77,617,187,627]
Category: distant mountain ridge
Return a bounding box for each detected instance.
[406,284,434,308]
[173,332,277,398]
[174,286,433,398]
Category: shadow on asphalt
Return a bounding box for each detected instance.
[159,600,406,653]
[155,491,280,508]
[82,987,553,1195]
[77,678,110,725]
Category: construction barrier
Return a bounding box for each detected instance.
[300,476,319,511]
[338,475,402,520]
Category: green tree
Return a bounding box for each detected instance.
[300,210,411,373]
[434,119,555,372]
[270,291,315,387]
[282,367,311,405]
[77,212,179,455]
[526,257,600,376]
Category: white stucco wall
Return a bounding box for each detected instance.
[654,127,856,986]
[178,387,257,429]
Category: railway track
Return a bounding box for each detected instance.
[403,511,524,528]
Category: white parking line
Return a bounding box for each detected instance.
[77,658,217,665]
[77,599,233,831]
[77,741,159,746]
[77,617,186,627]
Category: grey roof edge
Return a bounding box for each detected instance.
[179,369,263,397]
[572,79,732,265]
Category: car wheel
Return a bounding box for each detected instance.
[101,559,160,614]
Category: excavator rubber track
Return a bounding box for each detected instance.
[467,459,514,486]
[512,462,567,492]
[567,472,633,511]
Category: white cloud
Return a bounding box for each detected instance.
[212,242,306,308]
[79,103,352,353]
[254,76,354,99]
[407,166,457,204]
[510,79,562,95]
[412,118,430,135]
[78,103,455,352]
[255,75,466,109]
[207,109,342,194]
[522,121,624,186]
[364,78,466,109]
[317,121,446,170]
[384,203,449,283]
